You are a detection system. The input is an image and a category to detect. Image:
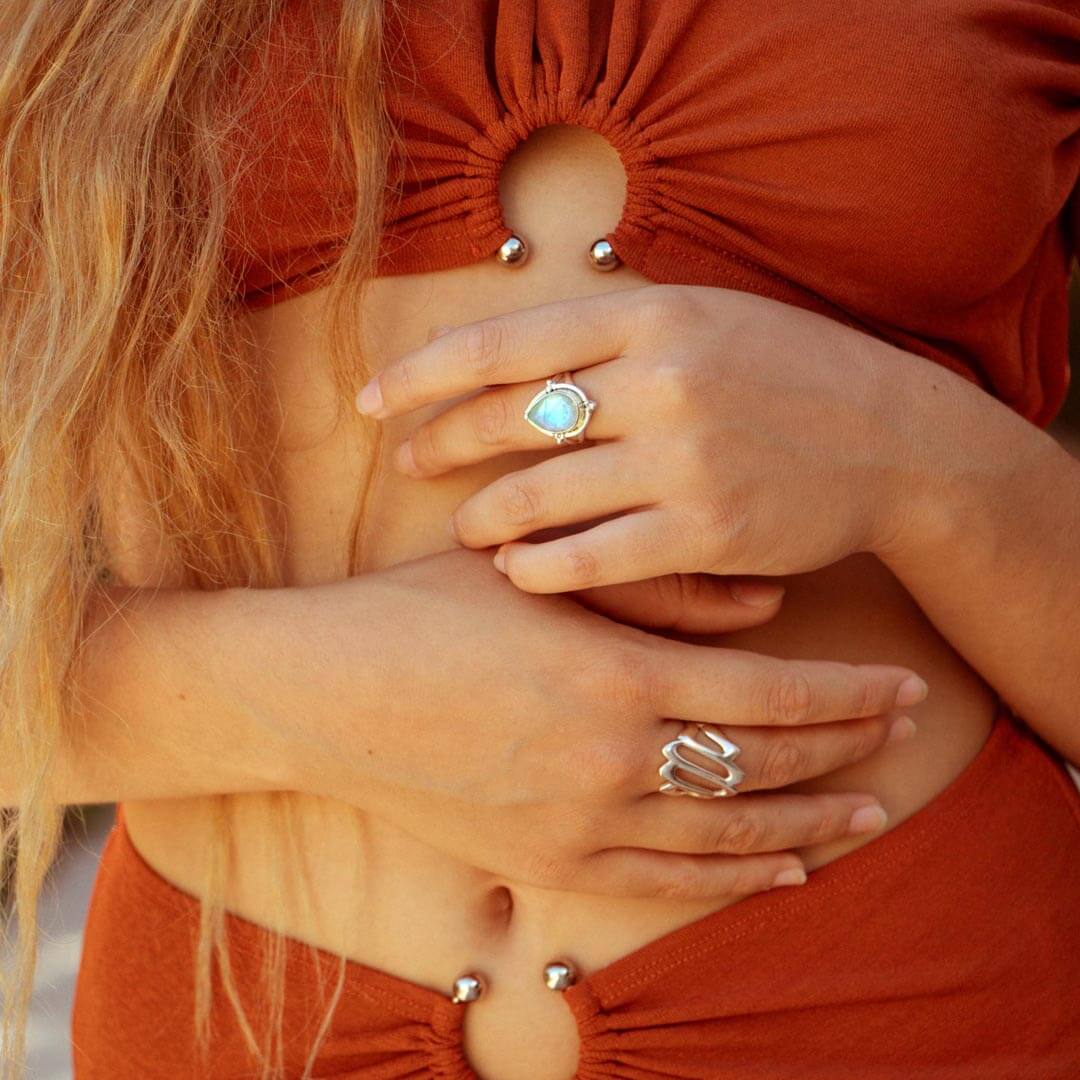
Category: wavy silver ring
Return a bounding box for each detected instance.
[658,724,745,798]
[522,371,597,446]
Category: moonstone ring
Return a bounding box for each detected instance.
[523,372,597,445]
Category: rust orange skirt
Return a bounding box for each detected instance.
[72,705,1080,1078]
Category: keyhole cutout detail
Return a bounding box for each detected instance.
[498,124,627,265]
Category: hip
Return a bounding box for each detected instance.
[75,704,1080,1078]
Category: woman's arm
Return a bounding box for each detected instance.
[4,545,925,898]
[875,341,1080,761]
[5,568,777,806]
[1,583,303,806]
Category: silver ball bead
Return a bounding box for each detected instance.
[542,960,577,991]
[451,973,487,1003]
[496,234,528,266]
[587,239,620,271]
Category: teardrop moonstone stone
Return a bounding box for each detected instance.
[526,389,579,433]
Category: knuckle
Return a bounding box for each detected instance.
[668,572,707,625]
[690,490,744,565]
[757,737,810,787]
[409,421,440,471]
[447,503,474,545]
[854,670,881,718]
[472,391,512,446]
[764,667,815,726]
[392,355,417,400]
[807,806,848,846]
[462,317,512,380]
[709,810,767,855]
[652,859,706,901]
[498,477,543,528]
[560,542,601,589]
[847,719,886,764]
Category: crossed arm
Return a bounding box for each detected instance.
[356,284,1080,763]
[14,288,1080,809]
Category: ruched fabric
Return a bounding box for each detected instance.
[72,707,1080,1077]
[224,0,1080,426]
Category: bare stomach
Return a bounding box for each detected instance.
[119,125,998,1079]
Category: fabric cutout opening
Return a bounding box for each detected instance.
[497,124,628,268]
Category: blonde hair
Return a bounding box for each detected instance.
[0,0,389,1073]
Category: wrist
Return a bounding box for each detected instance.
[228,576,390,808]
[860,340,956,563]
[867,341,1061,572]
[206,583,325,794]
[66,583,304,802]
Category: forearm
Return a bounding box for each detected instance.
[2,584,303,807]
[875,344,1080,761]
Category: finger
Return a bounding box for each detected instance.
[355,291,643,418]
[451,445,650,549]
[579,846,807,900]
[393,365,622,478]
[642,643,929,727]
[572,574,786,634]
[641,713,913,795]
[617,790,888,857]
[493,509,688,591]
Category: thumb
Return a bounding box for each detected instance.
[571,573,785,634]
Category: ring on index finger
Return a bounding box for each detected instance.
[658,724,745,798]
[522,370,597,446]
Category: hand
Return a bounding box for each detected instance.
[356,285,921,592]
[273,547,926,899]
[568,568,789,632]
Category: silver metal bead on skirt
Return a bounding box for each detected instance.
[542,960,578,991]
[496,234,529,266]
[451,972,487,1003]
[587,238,620,271]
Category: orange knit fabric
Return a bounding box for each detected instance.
[72,3,1080,1075]
[72,706,1080,1077]
[223,0,1080,426]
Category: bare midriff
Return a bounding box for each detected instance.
[118,126,997,1079]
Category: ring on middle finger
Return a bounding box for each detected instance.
[523,371,597,446]
[658,723,745,798]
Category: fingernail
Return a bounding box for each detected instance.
[356,379,383,416]
[428,324,453,341]
[848,804,888,834]
[771,867,807,888]
[894,674,928,707]
[885,715,917,744]
[493,548,507,574]
[393,441,420,476]
[728,581,786,607]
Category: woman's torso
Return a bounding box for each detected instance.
[106,0,1080,1071]
[116,123,999,1080]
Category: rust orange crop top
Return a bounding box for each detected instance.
[222,0,1080,427]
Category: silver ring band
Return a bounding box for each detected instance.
[658,724,745,798]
